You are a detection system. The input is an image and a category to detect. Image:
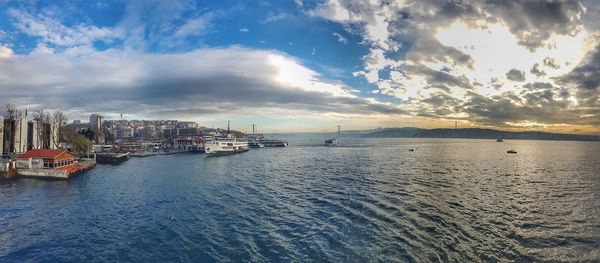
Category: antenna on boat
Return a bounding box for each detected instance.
[227,120,230,134]
[252,124,255,134]
[337,125,341,135]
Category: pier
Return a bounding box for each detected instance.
[16,160,96,179]
[130,149,193,157]
[96,152,130,164]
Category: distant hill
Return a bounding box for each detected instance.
[268,127,600,142]
[363,128,600,141]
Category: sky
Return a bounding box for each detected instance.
[0,0,599,134]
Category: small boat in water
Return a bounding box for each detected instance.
[324,125,341,147]
[408,148,414,152]
[497,138,504,142]
[324,138,337,146]
[507,149,517,154]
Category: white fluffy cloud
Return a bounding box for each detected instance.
[8,8,122,47]
[0,46,405,121]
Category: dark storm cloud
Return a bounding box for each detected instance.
[557,45,600,110]
[558,45,600,91]
[459,91,600,126]
[506,69,526,82]
[483,0,585,50]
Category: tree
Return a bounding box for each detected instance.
[52,111,67,148]
[32,109,45,149]
[4,104,22,154]
[3,104,21,119]
[72,134,92,159]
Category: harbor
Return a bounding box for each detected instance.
[1,110,288,180]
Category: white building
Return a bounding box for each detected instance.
[1,117,29,156]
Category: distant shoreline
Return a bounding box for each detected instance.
[268,128,600,142]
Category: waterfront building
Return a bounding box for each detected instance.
[173,135,203,151]
[2,117,29,156]
[15,149,94,179]
[17,149,76,169]
[90,114,105,144]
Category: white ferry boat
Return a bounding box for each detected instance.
[204,137,249,157]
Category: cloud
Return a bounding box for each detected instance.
[0,46,406,120]
[175,12,218,37]
[332,32,348,44]
[0,44,13,58]
[558,45,600,91]
[506,69,526,82]
[530,63,546,77]
[303,0,600,128]
[8,8,122,47]
[239,28,249,32]
[543,57,561,69]
[263,12,296,23]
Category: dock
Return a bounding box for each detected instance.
[96,152,130,164]
[16,160,96,180]
[130,149,193,157]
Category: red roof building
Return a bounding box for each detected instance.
[18,149,76,169]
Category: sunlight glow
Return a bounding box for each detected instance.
[268,54,353,97]
[435,21,593,95]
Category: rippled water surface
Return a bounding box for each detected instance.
[1,138,599,262]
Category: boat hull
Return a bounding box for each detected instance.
[205,148,249,157]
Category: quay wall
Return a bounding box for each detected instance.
[17,168,68,179]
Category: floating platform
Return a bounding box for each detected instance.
[96,152,130,164]
[130,149,192,158]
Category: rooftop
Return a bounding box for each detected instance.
[18,149,68,159]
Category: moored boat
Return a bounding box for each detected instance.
[204,138,249,157]
[248,140,265,148]
[261,138,288,147]
[507,149,517,154]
